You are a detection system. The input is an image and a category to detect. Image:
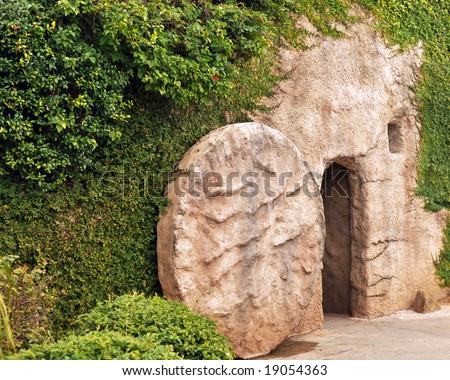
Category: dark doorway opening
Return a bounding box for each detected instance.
[321,163,352,315]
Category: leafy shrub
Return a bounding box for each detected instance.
[63,0,269,107]
[0,178,160,334]
[7,294,233,360]
[77,294,234,360]
[0,0,129,189]
[59,0,353,106]
[0,255,54,355]
[8,331,181,360]
[1,0,353,189]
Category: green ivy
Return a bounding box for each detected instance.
[434,223,450,288]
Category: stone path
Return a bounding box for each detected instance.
[260,305,450,360]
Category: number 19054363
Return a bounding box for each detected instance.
[264,364,327,376]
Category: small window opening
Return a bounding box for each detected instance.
[388,122,403,154]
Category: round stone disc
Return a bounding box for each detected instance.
[157,122,324,358]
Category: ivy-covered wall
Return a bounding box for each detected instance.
[355,0,449,211]
[0,0,448,336]
[355,0,449,287]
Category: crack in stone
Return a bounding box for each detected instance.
[356,127,386,159]
[353,238,403,251]
[367,275,396,288]
[361,178,391,184]
[363,243,388,262]
[365,293,387,298]
[209,256,245,286]
[272,215,322,251]
[286,182,304,197]
[351,286,387,298]
[272,233,300,248]
[371,238,403,246]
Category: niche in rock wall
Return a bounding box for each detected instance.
[387,121,404,154]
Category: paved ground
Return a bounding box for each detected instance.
[260,305,450,360]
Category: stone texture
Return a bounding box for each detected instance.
[157,123,325,358]
[291,277,324,336]
[413,290,441,314]
[254,21,449,331]
[157,15,449,356]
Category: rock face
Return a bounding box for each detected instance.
[158,18,449,357]
[413,290,441,314]
[157,123,325,358]
[254,20,448,332]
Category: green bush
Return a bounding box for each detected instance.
[5,294,234,360]
[0,0,129,189]
[7,294,233,360]
[1,0,353,189]
[8,331,181,360]
[77,294,234,360]
[0,255,54,355]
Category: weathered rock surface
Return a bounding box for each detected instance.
[254,20,448,332]
[157,123,325,358]
[157,15,449,356]
[413,290,441,314]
